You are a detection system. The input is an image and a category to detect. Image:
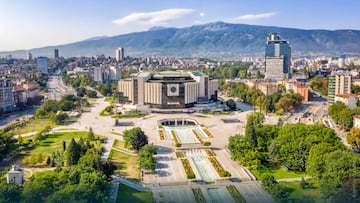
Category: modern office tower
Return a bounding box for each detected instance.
[265,32,291,81]
[27,52,32,61]
[115,47,124,62]
[109,66,121,82]
[0,79,14,113]
[36,57,48,74]
[54,49,59,58]
[118,71,218,108]
[94,66,103,83]
[328,70,352,103]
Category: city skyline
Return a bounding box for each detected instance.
[0,0,359,51]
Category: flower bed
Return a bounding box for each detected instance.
[192,130,204,144]
[159,130,164,140]
[192,188,206,203]
[226,185,246,203]
[171,130,180,145]
[205,149,216,156]
[181,158,195,179]
[202,128,213,138]
[176,151,185,158]
[208,157,231,177]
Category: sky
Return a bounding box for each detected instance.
[0,0,359,51]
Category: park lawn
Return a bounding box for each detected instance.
[87,98,98,104]
[250,166,307,180]
[30,131,89,156]
[278,180,325,203]
[12,118,55,135]
[113,140,126,148]
[109,150,139,181]
[116,184,152,203]
[111,132,123,136]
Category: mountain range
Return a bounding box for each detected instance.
[2,22,360,59]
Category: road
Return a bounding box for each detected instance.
[0,108,38,129]
[47,74,75,101]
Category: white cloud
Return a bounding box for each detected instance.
[234,12,277,21]
[112,8,195,25]
[199,12,205,17]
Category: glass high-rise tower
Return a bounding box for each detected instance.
[265,32,291,81]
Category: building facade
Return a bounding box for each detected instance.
[118,71,218,109]
[0,79,14,113]
[115,47,124,62]
[7,165,23,185]
[265,32,291,81]
[353,114,360,128]
[334,94,358,109]
[36,57,48,74]
[328,70,352,103]
[54,49,59,58]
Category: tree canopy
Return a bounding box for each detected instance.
[123,127,148,151]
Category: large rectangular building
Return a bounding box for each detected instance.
[328,70,352,103]
[0,79,14,113]
[36,57,48,74]
[118,71,218,109]
[265,32,291,81]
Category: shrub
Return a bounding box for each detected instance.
[221,170,231,177]
[187,172,195,179]
[203,141,211,146]
[176,143,182,147]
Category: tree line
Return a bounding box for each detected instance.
[228,112,360,201]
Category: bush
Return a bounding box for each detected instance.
[176,143,182,147]
[187,172,195,179]
[203,141,211,146]
[221,170,231,177]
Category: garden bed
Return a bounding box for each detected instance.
[226,185,246,203]
[181,159,196,179]
[208,157,231,177]
[192,188,206,203]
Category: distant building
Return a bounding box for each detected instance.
[7,165,24,185]
[54,48,59,58]
[294,82,310,101]
[353,114,360,128]
[93,66,103,83]
[334,94,358,109]
[27,52,32,61]
[118,71,218,109]
[258,81,278,96]
[0,79,14,113]
[36,57,48,74]
[328,70,352,103]
[109,66,121,82]
[115,47,124,62]
[265,32,291,81]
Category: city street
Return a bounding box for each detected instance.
[47,74,75,100]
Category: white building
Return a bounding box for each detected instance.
[36,57,48,74]
[7,165,24,185]
[93,66,103,83]
[334,94,358,109]
[115,47,124,62]
[109,66,121,82]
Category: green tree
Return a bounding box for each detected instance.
[88,127,95,141]
[53,112,69,124]
[245,112,265,147]
[347,127,360,148]
[0,182,21,203]
[138,144,157,171]
[123,127,148,151]
[306,142,337,178]
[352,85,360,94]
[67,138,81,166]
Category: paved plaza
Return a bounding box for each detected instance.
[64,97,277,202]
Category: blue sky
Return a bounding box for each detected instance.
[0,0,359,51]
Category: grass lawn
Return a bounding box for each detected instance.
[250,166,307,180]
[116,184,152,203]
[111,132,123,136]
[12,118,55,135]
[88,98,98,104]
[30,131,90,156]
[113,140,126,148]
[278,180,325,203]
[109,150,139,181]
